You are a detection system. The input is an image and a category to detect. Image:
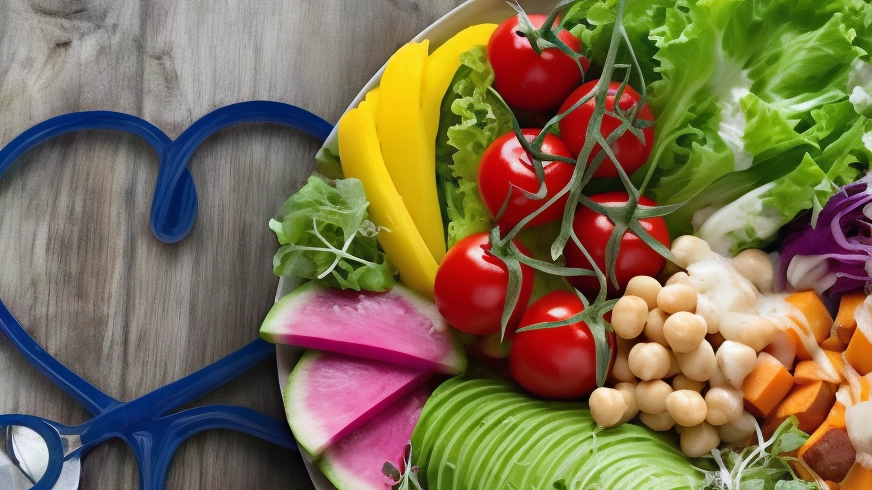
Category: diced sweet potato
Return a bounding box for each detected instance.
[762,380,836,438]
[786,291,834,361]
[845,328,872,376]
[742,352,795,418]
[763,328,797,370]
[835,292,866,345]
[795,353,846,385]
[821,335,847,352]
[824,481,839,490]
[798,420,856,482]
[841,462,872,490]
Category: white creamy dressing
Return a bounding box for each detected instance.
[684,245,839,382]
[695,182,782,257]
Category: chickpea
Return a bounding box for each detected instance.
[680,422,720,458]
[719,312,777,352]
[657,284,698,314]
[708,364,729,388]
[609,337,637,383]
[671,235,712,269]
[716,340,758,389]
[644,308,669,346]
[635,379,673,414]
[666,390,708,427]
[665,271,693,287]
[615,381,639,424]
[695,296,722,334]
[665,350,682,378]
[628,343,671,381]
[732,248,774,293]
[589,387,628,428]
[663,312,708,353]
[718,411,757,444]
[672,374,706,393]
[675,340,717,382]
[705,386,744,426]
[612,295,649,339]
[625,276,661,311]
[640,411,676,432]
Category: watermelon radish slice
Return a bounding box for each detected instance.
[260,282,466,374]
[285,349,432,457]
[317,384,431,490]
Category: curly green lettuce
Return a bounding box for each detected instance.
[269,175,395,291]
[435,45,513,248]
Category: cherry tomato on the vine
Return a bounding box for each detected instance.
[558,80,655,179]
[509,290,601,399]
[434,232,534,337]
[488,14,589,111]
[477,129,574,230]
[564,191,670,298]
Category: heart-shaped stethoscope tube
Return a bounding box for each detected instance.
[0,100,333,242]
[0,101,334,489]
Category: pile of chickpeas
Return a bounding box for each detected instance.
[588,236,781,458]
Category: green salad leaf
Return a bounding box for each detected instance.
[269,175,395,291]
[584,0,872,253]
[703,416,819,490]
[435,45,513,248]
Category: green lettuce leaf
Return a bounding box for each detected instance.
[269,175,395,291]
[696,153,829,255]
[612,0,872,251]
[435,45,513,247]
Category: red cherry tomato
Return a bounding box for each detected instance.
[477,129,574,230]
[558,80,655,179]
[564,191,670,298]
[434,232,535,336]
[488,14,589,111]
[509,290,598,399]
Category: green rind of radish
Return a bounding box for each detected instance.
[283,349,432,457]
[260,281,466,374]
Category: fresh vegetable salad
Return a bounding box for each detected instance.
[260,0,872,489]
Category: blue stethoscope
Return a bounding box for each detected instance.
[0,101,333,489]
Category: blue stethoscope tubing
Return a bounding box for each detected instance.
[0,100,334,489]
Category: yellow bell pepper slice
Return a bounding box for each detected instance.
[421,23,498,140]
[376,41,447,264]
[339,101,438,299]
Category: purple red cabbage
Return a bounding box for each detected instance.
[778,175,872,297]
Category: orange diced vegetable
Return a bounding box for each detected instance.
[762,380,836,438]
[763,328,797,370]
[835,292,866,345]
[824,481,839,490]
[841,462,872,490]
[786,291,834,361]
[742,352,795,418]
[821,335,847,352]
[798,402,855,482]
[845,328,872,376]
[795,360,825,385]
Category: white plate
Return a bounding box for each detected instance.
[276,0,558,488]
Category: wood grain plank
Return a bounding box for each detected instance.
[0,0,465,488]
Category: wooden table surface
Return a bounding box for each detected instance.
[0,0,465,488]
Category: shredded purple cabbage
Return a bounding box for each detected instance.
[778,175,872,296]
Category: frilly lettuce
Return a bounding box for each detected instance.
[435,45,512,247]
[569,0,872,254]
[269,175,396,291]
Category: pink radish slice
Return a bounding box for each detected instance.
[285,349,432,457]
[316,384,430,490]
[260,282,466,374]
